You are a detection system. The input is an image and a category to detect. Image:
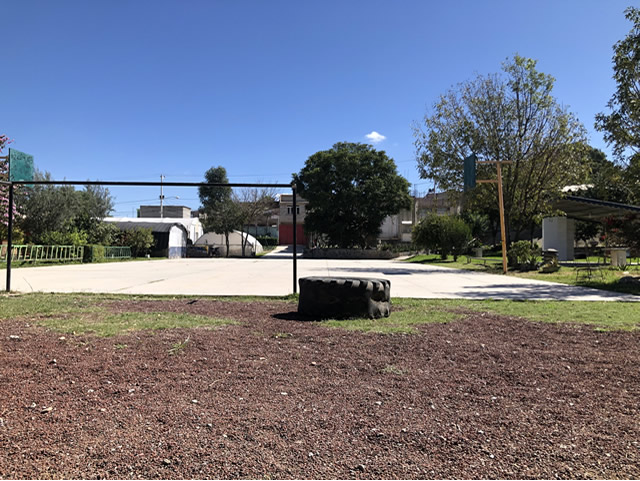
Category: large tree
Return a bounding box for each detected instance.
[595,7,640,195]
[18,170,113,244]
[198,166,240,256]
[293,142,411,248]
[580,145,634,204]
[413,55,588,242]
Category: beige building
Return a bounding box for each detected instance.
[278,194,308,245]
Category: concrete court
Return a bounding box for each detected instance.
[3,252,638,301]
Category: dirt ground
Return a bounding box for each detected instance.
[0,299,638,479]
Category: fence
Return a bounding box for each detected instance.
[104,246,131,259]
[1,245,84,263]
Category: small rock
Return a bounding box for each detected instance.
[49,359,57,365]
[28,402,37,409]
[58,337,66,341]
[356,464,366,471]
[311,362,317,366]
[206,423,213,428]
[99,408,106,412]
[308,452,314,457]
[374,401,382,406]
[41,407,53,414]
[8,335,21,341]
[280,392,288,396]
[87,389,95,393]
[191,399,199,404]
[162,458,172,466]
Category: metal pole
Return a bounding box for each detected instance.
[160,174,165,218]
[6,183,14,292]
[496,162,508,274]
[292,186,297,294]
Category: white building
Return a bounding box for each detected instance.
[194,230,263,257]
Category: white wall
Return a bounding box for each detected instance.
[379,215,399,240]
[168,226,188,258]
[542,216,575,261]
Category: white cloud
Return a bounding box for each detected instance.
[365,131,386,144]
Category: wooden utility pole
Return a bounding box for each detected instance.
[476,160,512,274]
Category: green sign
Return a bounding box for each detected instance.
[8,148,34,182]
[463,153,476,192]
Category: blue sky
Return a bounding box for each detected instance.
[3,0,633,216]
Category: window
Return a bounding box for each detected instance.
[287,206,301,215]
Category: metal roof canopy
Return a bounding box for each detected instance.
[554,195,640,222]
[108,221,189,234]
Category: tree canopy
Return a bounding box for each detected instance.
[198,166,232,210]
[595,6,640,196]
[198,166,241,256]
[17,170,113,244]
[413,55,588,241]
[595,7,640,164]
[293,142,411,248]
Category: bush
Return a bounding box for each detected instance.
[413,214,472,261]
[83,244,106,263]
[40,229,88,246]
[115,227,154,257]
[507,240,540,270]
[379,242,415,253]
[256,235,278,247]
[87,222,120,245]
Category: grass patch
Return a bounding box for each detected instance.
[405,254,640,295]
[1,293,638,338]
[459,299,640,331]
[323,298,640,333]
[381,364,407,375]
[0,293,238,337]
[323,299,460,334]
[37,311,234,337]
[169,337,191,355]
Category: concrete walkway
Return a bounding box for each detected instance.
[3,254,637,301]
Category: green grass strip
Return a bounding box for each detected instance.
[37,311,234,337]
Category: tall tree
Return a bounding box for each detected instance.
[237,188,275,256]
[595,7,640,196]
[293,142,411,248]
[198,166,239,256]
[580,145,634,204]
[198,166,232,210]
[17,170,113,243]
[413,55,588,241]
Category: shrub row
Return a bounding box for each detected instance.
[256,235,278,247]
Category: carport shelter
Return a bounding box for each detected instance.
[543,195,640,260]
[106,220,189,258]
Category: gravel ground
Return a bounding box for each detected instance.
[0,299,638,479]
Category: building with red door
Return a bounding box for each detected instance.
[278,193,308,245]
